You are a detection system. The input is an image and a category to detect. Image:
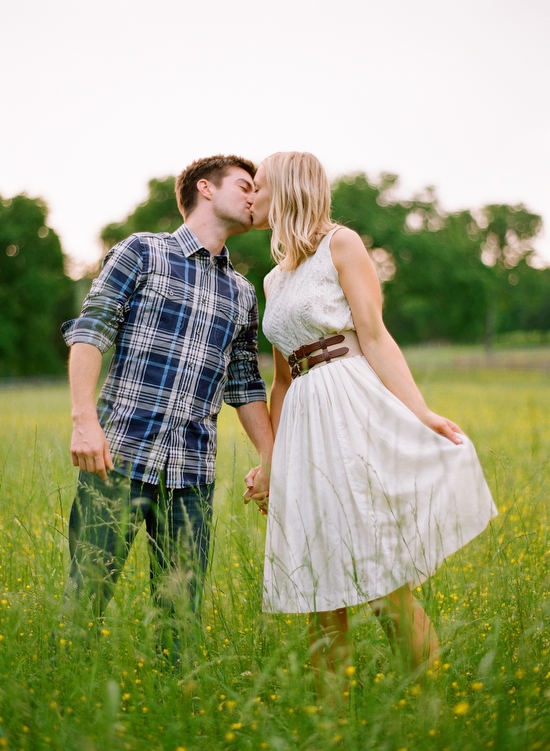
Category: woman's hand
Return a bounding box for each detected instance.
[243,465,269,514]
[420,410,464,444]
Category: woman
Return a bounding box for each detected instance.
[245,152,497,696]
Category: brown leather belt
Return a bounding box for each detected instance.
[288,330,362,379]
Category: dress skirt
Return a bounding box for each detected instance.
[263,355,497,614]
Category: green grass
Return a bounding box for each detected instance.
[0,356,549,751]
[402,342,550,372]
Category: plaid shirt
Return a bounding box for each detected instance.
[62,225,266,487]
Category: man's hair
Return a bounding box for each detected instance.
[175,155,256,219]
[263,151,337,270]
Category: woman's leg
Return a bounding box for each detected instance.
[308,607,350,701]
[369,585,439,673]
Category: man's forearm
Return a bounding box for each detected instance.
[236,400,274,466]
[68,343,113,478]
[69,343,103,420]
[239,400,273,510]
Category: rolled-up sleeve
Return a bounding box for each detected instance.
[61,236,144,354]
[224,298,267,407]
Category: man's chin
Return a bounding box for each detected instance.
[228,218,253,237]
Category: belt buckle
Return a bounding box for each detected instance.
[290,356,308,379]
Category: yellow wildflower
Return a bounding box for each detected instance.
[454,701,470,716]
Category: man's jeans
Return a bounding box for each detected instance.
[65,470,214,628]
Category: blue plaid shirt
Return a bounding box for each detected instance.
[62,225,266,487]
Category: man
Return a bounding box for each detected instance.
[61,155,272,653]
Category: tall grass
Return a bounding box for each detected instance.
[0,361,549,750]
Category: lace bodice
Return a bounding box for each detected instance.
[262,227,355,358]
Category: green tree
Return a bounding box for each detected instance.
[331,173,548,345]
[331,174,486,343]
[0,194,75,377]
[470,204,546,346]
[100,177,181,250]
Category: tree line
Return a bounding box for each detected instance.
[101,173,550,353]
[1,174,549,377]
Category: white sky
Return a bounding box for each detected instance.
[2,0,549,276]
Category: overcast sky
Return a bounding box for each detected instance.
[2,0,549,276]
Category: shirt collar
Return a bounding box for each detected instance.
[173,224,230,268]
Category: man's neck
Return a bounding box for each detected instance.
[185,214,227,257]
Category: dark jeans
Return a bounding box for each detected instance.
[65,470,214,624]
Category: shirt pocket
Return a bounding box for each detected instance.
[210,298,249,351]
[137,274,189,333]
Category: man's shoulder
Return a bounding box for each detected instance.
[229,266,254,286]
[228,266,257,296]
[131,231,172,245]
[104,231,172,267]
[108,231,171,253]
[125,231,177,259]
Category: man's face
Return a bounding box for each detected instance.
[250,163,271,230]
[210,166,255,236]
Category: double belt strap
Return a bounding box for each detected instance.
[288,331,361,379]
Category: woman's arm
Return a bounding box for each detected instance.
[269,346,292,437]
[331,227,463,444]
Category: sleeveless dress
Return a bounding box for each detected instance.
[262,227,497,614]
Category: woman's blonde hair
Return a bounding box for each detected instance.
[263,152,337,270]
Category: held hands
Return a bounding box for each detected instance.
[243,464,270,515]
[421,410,464,444]
[70,415,114,479]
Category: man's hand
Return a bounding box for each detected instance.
[236,401,273,516]
[71,415,114,479]
[243,464,270,515]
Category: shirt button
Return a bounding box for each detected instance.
[169,290,174,297]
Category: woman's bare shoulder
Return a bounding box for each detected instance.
[330,226,368,269]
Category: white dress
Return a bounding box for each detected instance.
[262,228,497,614]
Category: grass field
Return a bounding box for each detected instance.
[0,347,549,751]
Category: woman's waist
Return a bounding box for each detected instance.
[287,330,361,379]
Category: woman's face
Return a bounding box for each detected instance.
[250,164,271,230]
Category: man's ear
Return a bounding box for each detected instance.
[196,178,212,201]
